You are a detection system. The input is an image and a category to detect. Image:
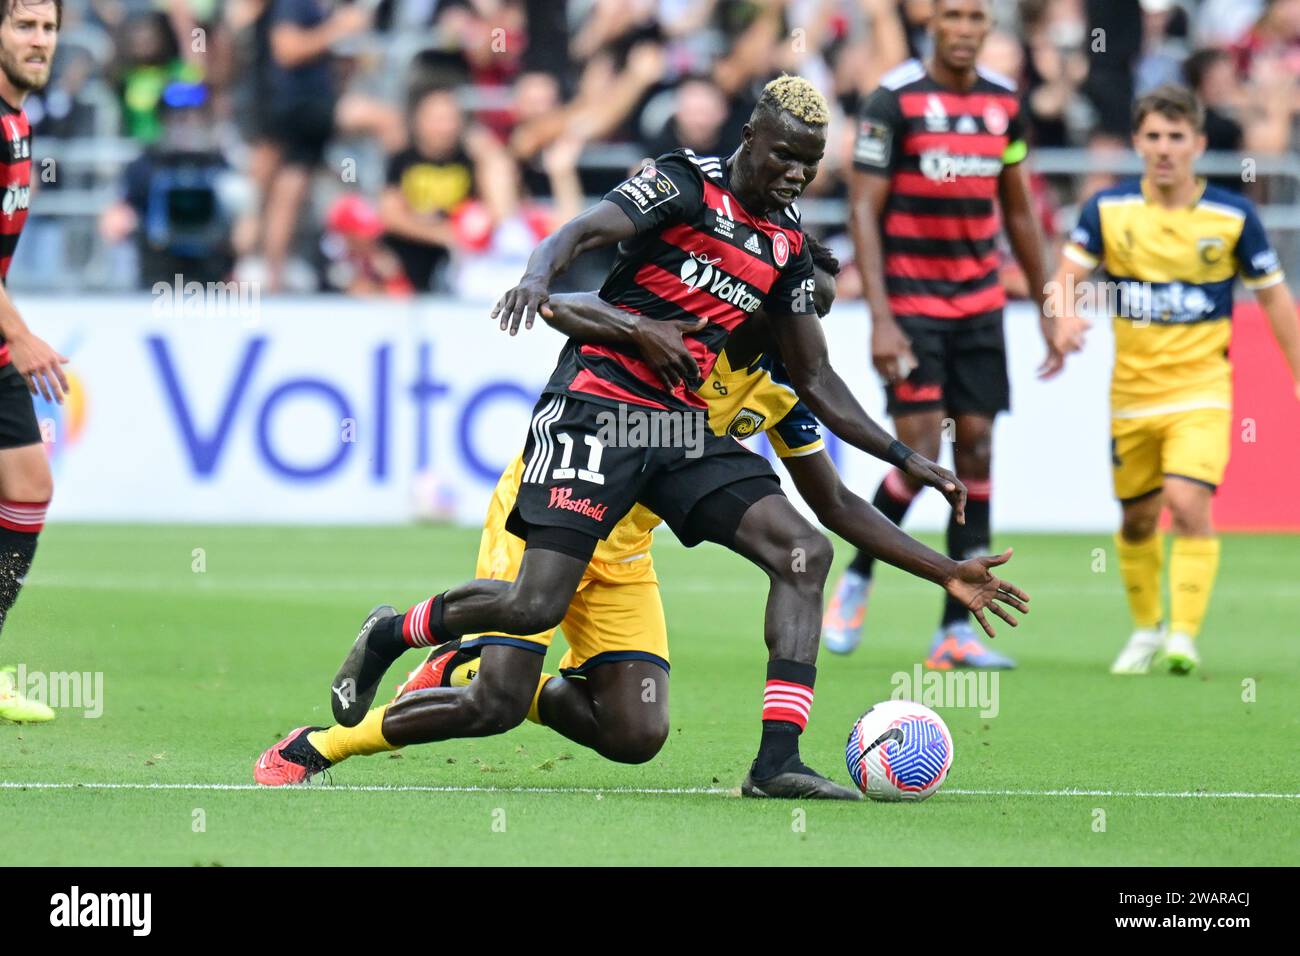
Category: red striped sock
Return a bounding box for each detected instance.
[762,677,815,731]
[882,467,920,504]
[0,499,48,533]
[401,594,449,648]
[963,477,992,502]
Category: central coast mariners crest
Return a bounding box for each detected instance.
[727,407,767,438]
[1197,236,1226,264]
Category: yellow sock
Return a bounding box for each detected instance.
[1116,532,1164,629]
[1170,536,1221,638]
[527,673,554,724]
[309,705,397,763]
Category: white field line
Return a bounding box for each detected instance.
[26,571,1300,600]
[1,781,1297,799]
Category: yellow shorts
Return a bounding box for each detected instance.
[461,465,669,674]
[1111,407,1231,502]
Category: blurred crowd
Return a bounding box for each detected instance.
[22,0,1300,296]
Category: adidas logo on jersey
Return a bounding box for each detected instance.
[744,234,763,256]
[955,114,978,134]
[925,95,948,132]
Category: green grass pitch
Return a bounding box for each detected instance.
[2,524,1297,866]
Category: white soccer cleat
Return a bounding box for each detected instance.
[1161,631,1200,675]
[1110,625,1165,676]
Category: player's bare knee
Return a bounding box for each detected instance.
[598,722,668,764]
[786,530,832,587]
[1169,507,1212,538]
[5,469,53,504]
[954,444,992,482]
[1121,512,1158,542]
[464,681,531,735]
[500,587,567,635]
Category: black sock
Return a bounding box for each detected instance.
[848,477,916,578]
[941,494,990,627]
[284,727,332,770]
[369,612,410,659]
[0,526,38,636]
[754,722,802,778]
[753,660,816,778]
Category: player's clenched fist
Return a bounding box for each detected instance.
[8,331,69,404]
[492,276,550,336]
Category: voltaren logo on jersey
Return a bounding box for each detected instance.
[920,148,1001,182]
[547,486,608,521]
[679,253,762,313]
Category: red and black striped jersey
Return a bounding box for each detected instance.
[0,98,30,282]
[0,98,31,368]
[544,149,817,412]
[852,59,1026,328]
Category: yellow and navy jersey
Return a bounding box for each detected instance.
[1064,178,1285,417]
[704,346,825,459]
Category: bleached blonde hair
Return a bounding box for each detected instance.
[754,74,830,127]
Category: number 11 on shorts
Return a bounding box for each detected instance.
[553,433,606,484]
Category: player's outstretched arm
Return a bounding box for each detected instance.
[493,200,639,336]
[784,449,1027,636]
[1254,281,1300,401]
[534,295,706,389]
[770,308,968,522]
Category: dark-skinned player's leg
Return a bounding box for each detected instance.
[379,642,545,745]
[680,483,858,799]
[536,660,669,764]
[824,408,943,653]
[330,539,591,725]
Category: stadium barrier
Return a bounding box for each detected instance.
[26,295,1299,532]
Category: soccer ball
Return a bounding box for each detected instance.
[845,699,953,802]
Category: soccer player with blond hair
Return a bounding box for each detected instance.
[257,76,983,799]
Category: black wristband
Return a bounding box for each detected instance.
[885,439,915,468]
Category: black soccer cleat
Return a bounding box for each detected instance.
[253,726,332,786]
[330,604,399,727]
[741,759,863,801]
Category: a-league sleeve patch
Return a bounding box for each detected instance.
[853,118,892,168]
[613,164,681,215]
